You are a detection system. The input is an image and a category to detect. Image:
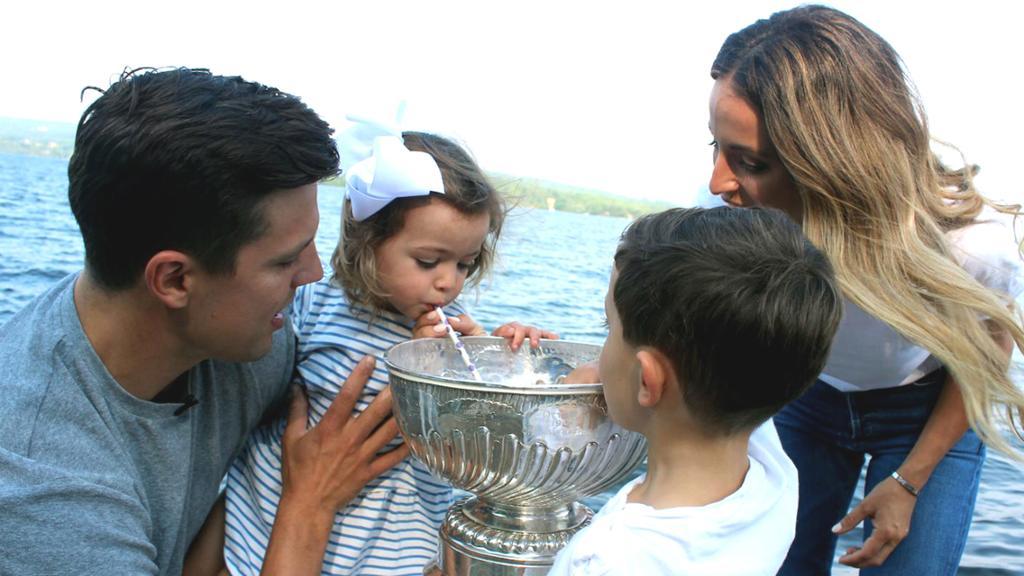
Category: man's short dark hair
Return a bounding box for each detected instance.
[68,67,340,290]
[613,206,841,435]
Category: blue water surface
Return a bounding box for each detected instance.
[1,152,1021,573]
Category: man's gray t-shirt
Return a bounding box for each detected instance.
[0,274,294,575]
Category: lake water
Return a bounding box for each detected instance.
[1,152,1021,574]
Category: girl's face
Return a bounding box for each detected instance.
[708,78,803,222]
[375,197,490,320]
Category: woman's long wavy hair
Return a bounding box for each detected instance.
[712,5,1024,455]
[330,131,506,315]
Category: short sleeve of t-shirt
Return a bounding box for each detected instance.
[947,215,1024,301]
[821,213,1023,391]
[0,453,159,575]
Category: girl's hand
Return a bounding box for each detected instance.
[412,310,486,340]
[833,474,917,568]
[492,322,559,351]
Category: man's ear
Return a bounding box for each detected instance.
[636,348,673,409]
[144,250,194,310]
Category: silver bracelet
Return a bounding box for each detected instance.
[890,471,919,497]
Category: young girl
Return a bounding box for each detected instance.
[223,120,554,575]
[707,6,1024,574]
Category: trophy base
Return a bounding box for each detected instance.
[429,497,593,576]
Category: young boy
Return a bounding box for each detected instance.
[550,206,842,575]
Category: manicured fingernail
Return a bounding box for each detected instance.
[434,324,446,333]
[831,522,842,533]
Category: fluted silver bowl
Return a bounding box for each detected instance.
[385,336,647,518]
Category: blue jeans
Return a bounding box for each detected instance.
[775,373,985,576]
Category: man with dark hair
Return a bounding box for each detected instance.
[0,68,407,575]
[551,206,842,575]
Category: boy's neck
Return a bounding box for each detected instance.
[627,417,752,510]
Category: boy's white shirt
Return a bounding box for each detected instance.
[547,420,798,576]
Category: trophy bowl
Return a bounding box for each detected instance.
[385,337,648,575]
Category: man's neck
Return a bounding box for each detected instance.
[627,418,752,510]
[73,272,198,400]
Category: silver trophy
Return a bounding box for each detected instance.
[385,337,648,575]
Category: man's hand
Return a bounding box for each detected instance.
[262,356,409,575]
[280,356,408,514]
[491,322,559,351]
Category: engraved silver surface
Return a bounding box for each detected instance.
[385,337,648,575]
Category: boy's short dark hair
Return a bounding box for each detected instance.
[68,67,340,290]
[613,206,841,435]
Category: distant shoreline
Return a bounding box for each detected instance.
[0,117,76,159]
[0,117,674,218]
[0,136,73,159]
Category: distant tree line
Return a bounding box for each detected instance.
[2,123,674,218]
[488,173,674,218]
[0,136,73,158]
[325,173,675,218]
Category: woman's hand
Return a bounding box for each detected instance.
[492,322,559,351]
[412,310,486,340]
[833,474,917,568]
[835,322,1009,569]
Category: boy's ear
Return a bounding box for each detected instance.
[636,348,673,409]
[144,250,194,310]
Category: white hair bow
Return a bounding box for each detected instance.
[338,110,445,221]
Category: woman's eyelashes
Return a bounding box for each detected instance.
[738,158,768,173]
[711,139,768,174]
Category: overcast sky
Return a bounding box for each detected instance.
[3,0,1019,206]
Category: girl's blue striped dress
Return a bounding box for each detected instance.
[224,277,461,575]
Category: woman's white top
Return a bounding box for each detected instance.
[821,213,1023,392]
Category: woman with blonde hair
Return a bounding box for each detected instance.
[707,5,1024,574]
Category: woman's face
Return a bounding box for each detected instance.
[707,78,802,221]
